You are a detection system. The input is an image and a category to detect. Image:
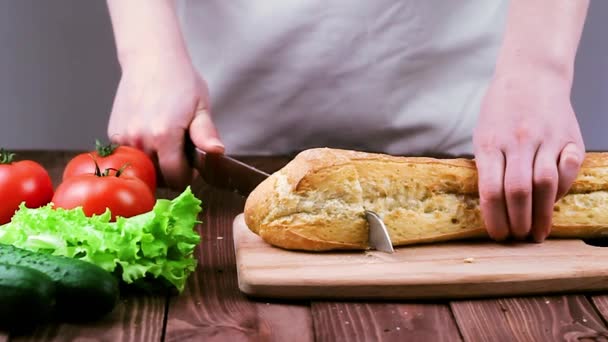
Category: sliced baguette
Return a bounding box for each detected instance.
[243,148,608,251]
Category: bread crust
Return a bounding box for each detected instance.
[243,148,608,251]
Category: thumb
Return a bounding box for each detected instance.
[189,108,225,154]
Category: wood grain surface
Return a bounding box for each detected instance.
[164,179,313,342]
[11,295,166,342]
[590,295,608,325]
[312,302,462,342]
[5,152,608,341]
[451,296,608,342]
[233,214,608,300]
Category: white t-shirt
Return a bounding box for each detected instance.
[176,1,508,156]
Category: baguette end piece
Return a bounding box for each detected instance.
[244,148,369,251]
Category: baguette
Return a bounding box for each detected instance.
[243,148,608,251]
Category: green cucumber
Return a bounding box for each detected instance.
[0,263,56,332]
[0,244,119,322]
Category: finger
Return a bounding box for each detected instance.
[189,108,225,154]
[119,111,151,155]
[109,133,128,147]
[108,132,128,147]
[156,127,192,190]
[107,115,129,147]
[556,142,584,201]
[475,149,510,241]
[504,148,535,240]
[107,79,131,145]
[125,124,146,152]
[531,145,559,242]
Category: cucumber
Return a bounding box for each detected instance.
[0,263,56,332]
[0,244,119,322]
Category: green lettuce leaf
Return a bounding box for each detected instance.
[0,186,202,293]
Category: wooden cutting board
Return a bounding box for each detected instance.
[233,214,608,300]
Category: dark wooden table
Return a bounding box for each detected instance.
[4,151,608,342]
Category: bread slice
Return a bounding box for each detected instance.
[243,148,608,251]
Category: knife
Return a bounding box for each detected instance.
[185,141,394,253]
[188,147,270,197]
[365,211,395,253]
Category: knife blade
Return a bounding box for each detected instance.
[185,138,394,252]
[188,147,270,197]
[183,132,269,197]
[365,210,395,253]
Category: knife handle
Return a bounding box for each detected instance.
[184,133,198,169]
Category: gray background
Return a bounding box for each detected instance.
[0,1,606,151]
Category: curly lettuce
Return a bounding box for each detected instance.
[0,187,202,293]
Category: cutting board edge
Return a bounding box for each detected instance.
[232,213,608,300]
[236,277,608,301]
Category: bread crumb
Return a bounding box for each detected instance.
[217,236,224,240]
[464,257,474,263]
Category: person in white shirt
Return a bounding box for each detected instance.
[105,0,589,243]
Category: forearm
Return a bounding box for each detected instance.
[495,0,589,83]
[106,0,190,66]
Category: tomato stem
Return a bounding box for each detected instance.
[91,158,130,178]
[89,151,131,178]
[0,149,16,164]
[107,168,119,177]
[101,167,119,177]
[92,155,102,177]
[95,139,119,157]
[115,163,131,177]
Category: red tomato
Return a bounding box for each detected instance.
[0,151,54,224]
[52,171,155,221]
[63,140,157,193]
